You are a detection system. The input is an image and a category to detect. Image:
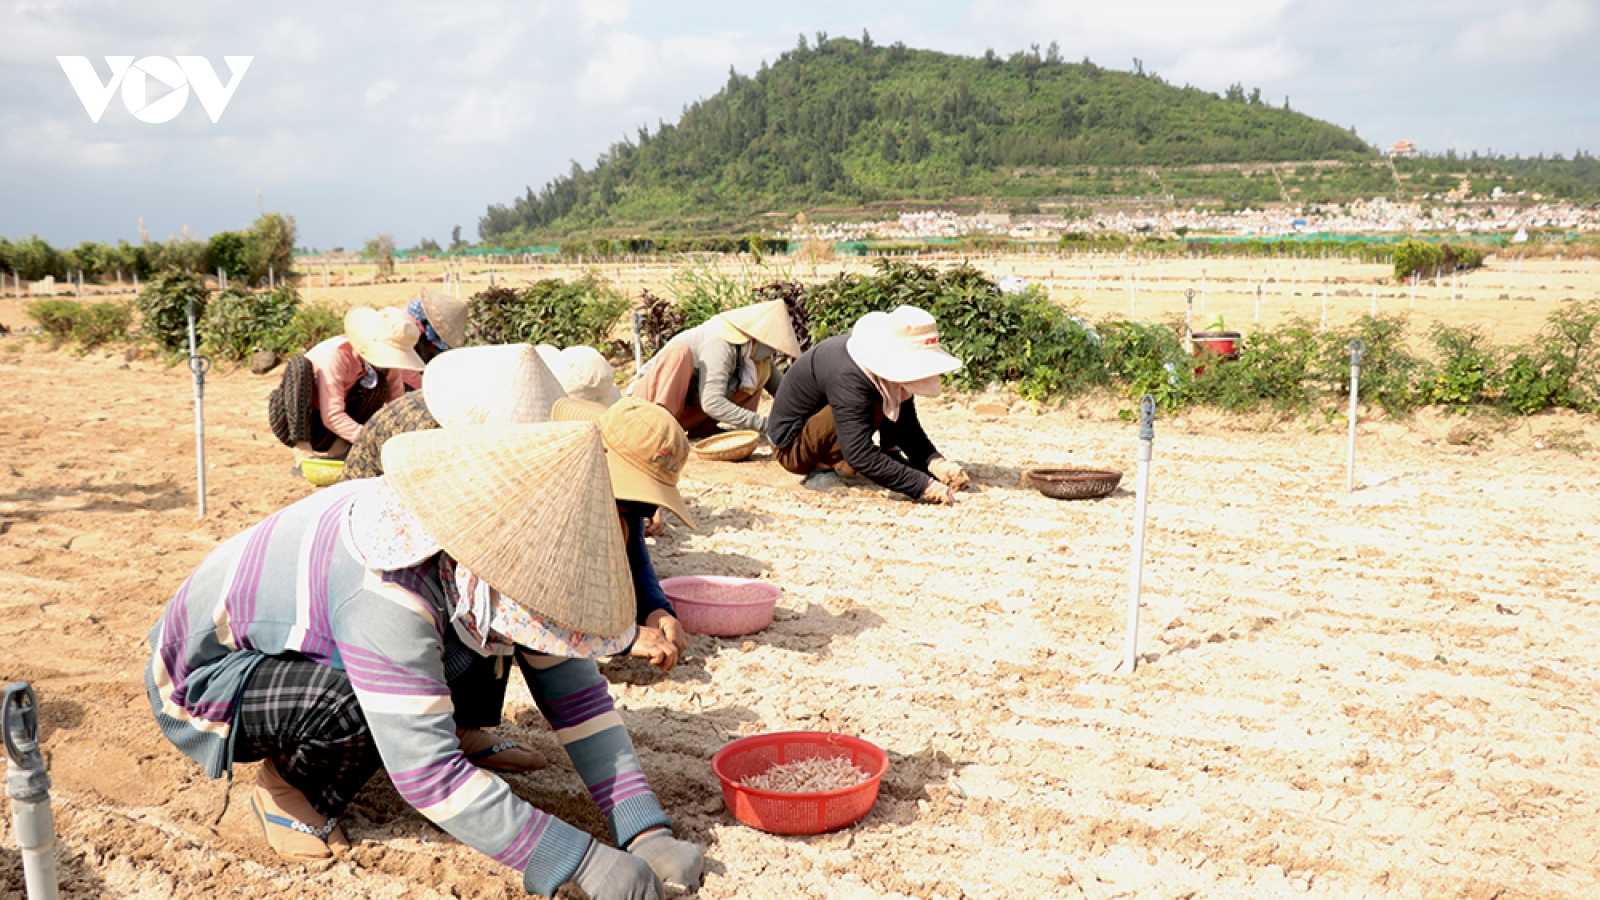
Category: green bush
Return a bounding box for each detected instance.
[277,303,345,355]
[1324,313,1424,415]
[1498,300,1600,413]
[24,299,133,348]
[666,263,750,328]
[1418,323,1496,408]
[465,274,627,348]
[204,284,301,361]
[26,299,84,341]
[135,269,209,354]
[1193,317,1323,413]
[1096,318,1193,411]
[1393,239,1487,281]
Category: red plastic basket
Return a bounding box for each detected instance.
[711,732,889,835]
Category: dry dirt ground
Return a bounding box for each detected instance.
[3,307,1600,898]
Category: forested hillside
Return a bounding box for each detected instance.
[481,36,1374,240]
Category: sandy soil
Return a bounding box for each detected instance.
[3,309,1600,898]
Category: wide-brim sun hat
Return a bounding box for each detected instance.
[552,396,695,529]
[710,299,803,358]
[550,345,623,406]
[418,287,469,350]
[422,343,567,429]
[345,306,427,371]
[380,422,635,636]
[845,305,962,384]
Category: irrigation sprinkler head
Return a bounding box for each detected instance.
[1138,394,1156,441]
[188,354,212,377]
[1348,338,1366,366]
[4,682,50,799]
[1185,288,1195,305]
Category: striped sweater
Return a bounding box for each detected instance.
[144,481,671,895]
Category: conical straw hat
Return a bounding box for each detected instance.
[418,287,468,350]
[422,343,567,429]
[714,300,802,358]
[345,306,426,371]
[381,422,634,636]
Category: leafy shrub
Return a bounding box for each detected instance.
[26,300,84,341]
[465,274,627,348]
[1417,323,1496,408]
[242,212,296,286]
[136,269,209,353]
[1324,313,1424,415]
[666,263,749,328]
[1497,300,1600,413]
[635,289,686,357]
[277,303,345,355]
[1096,319,1193,411]
[1193,317,1323,413]
[204,284,301,361]
[1393,239,1487,281]
[204,231,249,283]
[24,299,133,348]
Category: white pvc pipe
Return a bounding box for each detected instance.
[1121,395,1157,674]
[1346,340,1365,493]
[186,298,207,519]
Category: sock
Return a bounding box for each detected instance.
[628,829,705,891]
[569,840,663,900]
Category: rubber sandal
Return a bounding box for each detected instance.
[252,760,339,863]
[458,728,547,772]
[251,787,337,862]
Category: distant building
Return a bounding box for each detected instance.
[1387,140,1419,158]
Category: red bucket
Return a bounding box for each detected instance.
[1191,330,1242,360]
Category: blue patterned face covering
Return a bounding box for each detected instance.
[408,299,451,353]
[358,362,379,390]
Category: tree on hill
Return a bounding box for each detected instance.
[480,38,1374,241]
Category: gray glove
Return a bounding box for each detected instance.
[569,840,663,900]
[629,828,705,891]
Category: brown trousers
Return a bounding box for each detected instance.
[635,342,763,438]
[775,406,846,475]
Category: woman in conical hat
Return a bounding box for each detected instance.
[144,423,703,899]
[630,298,802,438]
[267,306,426,463]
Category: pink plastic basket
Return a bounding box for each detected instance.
[711,732,889,835]
[659,575,780,637]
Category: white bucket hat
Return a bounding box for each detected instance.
[381,422,635,636]
[344,306,427,371]
[422,344,567,429]
[537,344,623,406]
[845,305,962,384]
[709,299,803,358]
[418,287,469,350]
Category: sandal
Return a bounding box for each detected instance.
[457,728,547,772]
[251,760,342,863]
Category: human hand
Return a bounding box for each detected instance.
[630,625,680,671]
[921,479,956,505]
[643,510,665,537]
[928,457,969,491]
[652,613,691,654]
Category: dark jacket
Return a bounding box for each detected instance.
[767,335,939,497]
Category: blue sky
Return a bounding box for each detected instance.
[2,0,1596,250]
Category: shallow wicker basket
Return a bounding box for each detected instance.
[299,458,344,487]
[692,430,761,462]
[1022,467,1122,500]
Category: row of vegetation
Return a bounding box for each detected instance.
[0,213,296,285]
[22,260,1599,418]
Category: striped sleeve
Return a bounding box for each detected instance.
[330,570,594,895]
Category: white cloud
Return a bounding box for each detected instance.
[968,0,1293,52]
[581,0,630,30]
[364,79,396,104]
[1167,40,1304,90]
[577,32,659,105]
[1453,0,1593,63]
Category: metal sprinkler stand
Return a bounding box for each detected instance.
[5,683,59,900]
[186,297,211,519]
[1346,339,1366,493]
[1118,394,1158,675]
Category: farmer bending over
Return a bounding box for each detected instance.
[767,305,970,504]
[145,422,703,899]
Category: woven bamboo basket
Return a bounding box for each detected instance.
[1022,467,1122,500]
[692,430,761,462]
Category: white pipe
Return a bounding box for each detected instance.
[1347,340,1365,493]
[186,298,207,519]
[1120,395,1157,675]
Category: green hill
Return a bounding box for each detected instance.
[480,36,1375,241]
